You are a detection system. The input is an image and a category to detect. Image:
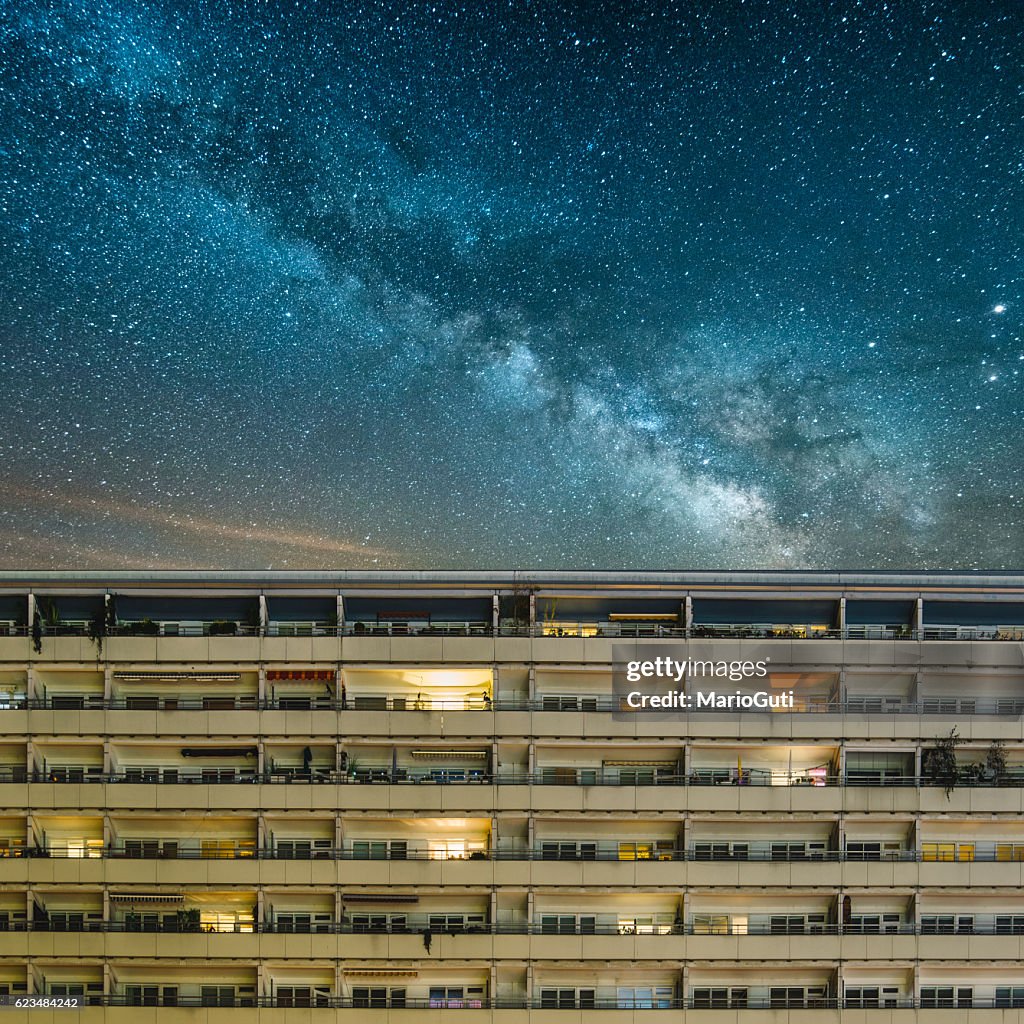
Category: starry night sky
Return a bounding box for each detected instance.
[1,1,1022,569]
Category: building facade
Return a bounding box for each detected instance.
[0,570,1022,1020]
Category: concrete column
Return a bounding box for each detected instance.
[25,890,34,931]
[102,741,111,776]
[101,814,111,852]
[838,596,846,638]
[27,593,36,637]
[527,665,536,703]
[102,667,112,703]
[26,668,38,704]
[336,594,345,633]
[490,889,497,930]
[102,963,111,998]
[490,816,498,855]
[257,665,267,705]
[335,815,343,853]
[102,890,110,928]
[526,890,535,931]
[528,592,536,626]
[257,815,266,853]
[256,739,265,776]
[681,890,689,931]
[334,890,342,928]
[25,740,34,780]
[492,594,500,634]
[258,594,268,636]
[527,741,535,776]
[915,597,924,638]
[684,596,693,638]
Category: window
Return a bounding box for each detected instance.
[995,844,1024,861]
[277,987,325,1008]
[540,989,577,1009]
[845,987,878,1008]
[768,914,825,934]
[692,914,731,935]
[769,987,826,1009]
[541,915,576,934]
[199,839,255,859]
[125,986,159,1007]
[693,842,747,860]
[847,913,900,934]
[201,986,236,1007]
[996,987,1024,1008]
[996,915,1024,934]
[845,841,902,861]
[540,841,596,860]
[352,840,406,860]
[618,842,654,861]
[921,842,973,862]
[920,986,971,1009]
[616,986,673,1009]
[692,988,747,1009]
[429,987,465,1009]
[353,987,388,1008]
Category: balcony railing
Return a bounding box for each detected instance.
[10,917,1024,937]
[11,622,1024,641]
[25,844,1024,862]
[9,695,1024,716]
[84,994,1024,1009]
[16,767,1024,789]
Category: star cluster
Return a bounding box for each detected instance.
[1,1,1021,568]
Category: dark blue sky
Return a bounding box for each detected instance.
[1,1,1021,568]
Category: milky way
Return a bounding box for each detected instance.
[1,1,1022,569]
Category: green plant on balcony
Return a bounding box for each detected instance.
[922,727,961,798]
[87,612,104,657]
[176,908,201,932]
[31,610,42,654]
[985,739,1007,784]
[244,600,261,636]
[207,620,238,636]
[124,618,159,636]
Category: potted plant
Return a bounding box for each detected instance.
[922,728,961,798]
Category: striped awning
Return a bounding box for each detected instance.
[267,670,334,682]
[109,893,184,903]
[410,750,488,760]
[115,672,240,683]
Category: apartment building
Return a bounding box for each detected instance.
[0,569,1022,1020]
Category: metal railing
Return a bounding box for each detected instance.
[19,844,1024,863]
[11,917,1024,937]
[81,994,1024,1009]
[8,695,1024,715]
[10,621,1024,641]
[14,767,1024,788]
